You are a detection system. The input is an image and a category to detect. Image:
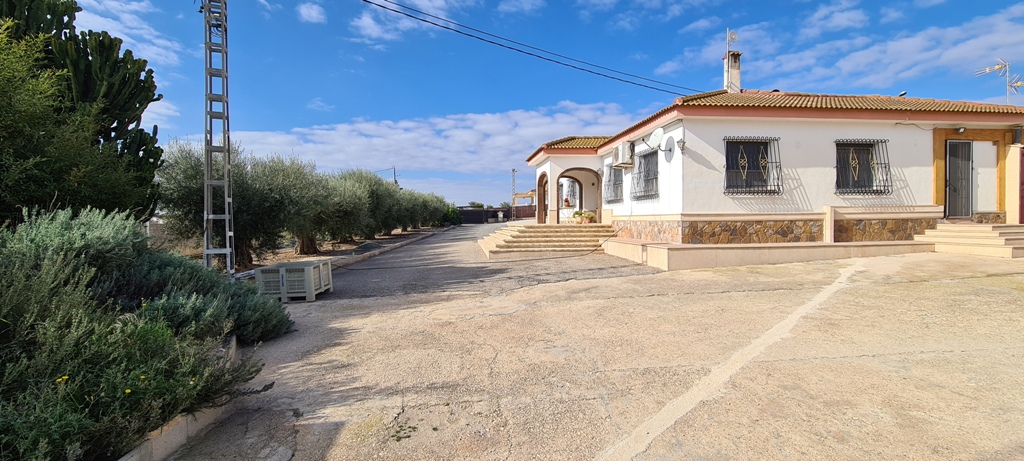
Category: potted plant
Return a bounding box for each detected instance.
[572,210,584,224]
[582,211,597,224]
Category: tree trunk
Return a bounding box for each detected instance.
[235,245,255,271]
[294,235,319,255]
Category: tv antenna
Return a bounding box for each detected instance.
[975,58,1022,104]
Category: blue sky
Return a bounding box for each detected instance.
[75,0,1024,207]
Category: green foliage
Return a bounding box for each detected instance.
[0,0,78,39]
[159,142,457,263]
[250,156,328,255]
[467,201,485,208]
[324,172,371,243]
[337,169,402,239]
[0,1,165,223]
[437,202,463,226]
[0,209,285,461]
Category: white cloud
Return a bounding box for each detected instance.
[75,1,182,68]
[750,3,1024,92]
[497,0,545,14]
[350,0,478,46]
[609,13,641,31]
[229,101,639,206]
[306,98,335,112]
[879,7,903,24]
[142,99,181,131]
[799,0,869,40]
[655,22,781,78]
[576,0,619,11]
[297,2,327,24]
[680,16,720,34]
[258,0,283,19]
[232,101,637,176]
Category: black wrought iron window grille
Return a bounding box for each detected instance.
[723,137,783,196]
[631,147,659,200]
[835,139,893,195]
[604,165,623,203]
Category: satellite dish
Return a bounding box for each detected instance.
[728,30,738,44]
[648,127,664,149]
[663,135,675,162]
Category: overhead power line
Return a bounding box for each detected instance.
[361,0,703,95]
[377,0,702,94]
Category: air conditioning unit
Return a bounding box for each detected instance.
[612,142,634,169]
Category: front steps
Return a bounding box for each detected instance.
[478,223,616,259]
[914,223,1024,258]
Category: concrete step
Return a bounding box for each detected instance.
[494,242,603,249]
[931,243,1024,258]
[496,237,603,244]
[919,229,1024,239]
[502,231,615,239]
[485,247,604,259]
[914,235,1024,246]
[515,224,613,230]
[933,224,1024,235]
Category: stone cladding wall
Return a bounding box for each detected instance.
[833,218,937,242]
[972,212,1006,224]
[681,220,823,244]
[613,220,823,244]
[613,220,682,243]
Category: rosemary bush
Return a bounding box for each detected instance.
[0,209,290,460]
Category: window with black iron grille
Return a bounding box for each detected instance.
[724,137,783,195]
[603,165,623,203]
[835,139,892,195]
[631,147,659,200]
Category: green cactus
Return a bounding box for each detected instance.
[0,0,165,221]
[0,0,78,39]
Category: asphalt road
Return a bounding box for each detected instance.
[169,223,1024,461]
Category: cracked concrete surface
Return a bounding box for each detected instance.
[170,223,1024,461]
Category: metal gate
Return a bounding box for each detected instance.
[946,140,973,218]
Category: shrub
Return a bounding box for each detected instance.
[0,208,290,460]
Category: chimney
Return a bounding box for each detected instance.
[723,50,741,93]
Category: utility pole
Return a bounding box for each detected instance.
[201,0,235,275]
[511,168,516,221]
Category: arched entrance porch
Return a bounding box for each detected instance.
[536,172,548,224]
[554,168,602,224]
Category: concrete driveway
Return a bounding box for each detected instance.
[170,223,1024,461]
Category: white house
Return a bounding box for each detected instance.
[527,51,1024,250]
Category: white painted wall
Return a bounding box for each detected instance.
[534,155,604,217]
[674,117,936,213]
[973,140,998,212]
[601,120,686,217]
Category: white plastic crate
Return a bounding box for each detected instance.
[255,260,333,302]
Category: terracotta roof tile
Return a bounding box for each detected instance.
[543,136,612,149]
[606,89,1024,150]
[679,90,1024,113]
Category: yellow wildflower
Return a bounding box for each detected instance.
[55,375,69,384]
[125,389,131,394]
[139,375,146,380]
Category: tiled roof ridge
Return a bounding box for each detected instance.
[543,135,612,148]
[719,89,1024,110]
